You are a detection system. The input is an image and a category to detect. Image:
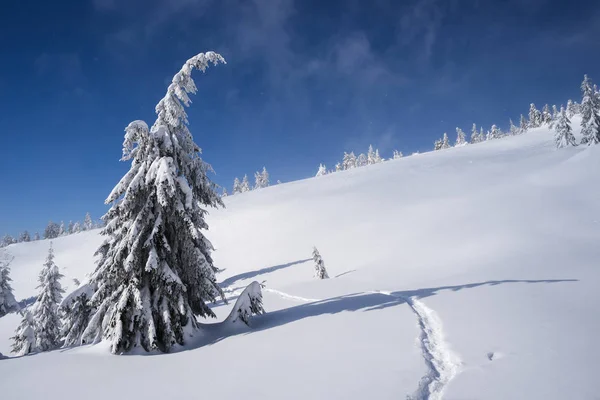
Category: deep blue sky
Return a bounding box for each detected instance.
[0,0,598,236]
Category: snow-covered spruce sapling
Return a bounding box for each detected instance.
[316,163,327,177]
[0,250,18,317]
[455,127,467,147]
[554,107,577,149]
[312,247,329,279]
[79,51,227,354]
[11,310,36,356]
[580,75,600,145]
[33,243,65,352]
[61,283,94,347]
[225,281,265,326]
[241,174,251,192]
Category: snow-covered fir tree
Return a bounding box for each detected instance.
[470,123,481,144]
[342,152,357,170]
[44,221,60,239]
[312,247,329,279]
[61,284,94,347]
[19,231,30,242]
[11,310,36,356]
[528,103,542,128]
[83,213,93,231]
[315,163,327,177]
[232,177,242,194]
[72,222,81,233]
[0,250,18,317]
[254,167,269,189]
[33,232,40,241]
[67,221,74,235]
[580,74,600,145]
[433,138,443,150]
[441,132,450,149]
[392,150,403,159]
[519,114,528,134]
[59,221,66,236]
[335,163,342,172]
[241,174,251,192]
[224,281,265,326]
[78,51,227,354]
[566,99,577,117]
[367,145,377,165]
[356,153,368,167]
[2,234,15,247]
[542,104,552,125]
[455,127,467,147]
[221,187,228,197]
[509,119,519,136]
[33,243,64,351]
[374,149,383,162]
[554,106,577,149]
[487,125,502,140]
[549,105,559,128]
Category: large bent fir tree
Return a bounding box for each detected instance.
[82,52,227,354]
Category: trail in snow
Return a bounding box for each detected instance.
[263,288,321,303]
[372,290,461,400]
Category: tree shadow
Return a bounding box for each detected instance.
[219,258,312,288]
[191,278,578,351]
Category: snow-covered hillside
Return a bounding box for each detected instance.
[1,124,599,399]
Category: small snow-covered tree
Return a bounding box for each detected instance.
[312,247,329,279]
[79,51,227,354]
[72,222,81,233]
[2,234,15,247]
[241,174,251,192]
[67,221,74,235]
[221,187,228,197]
[59,221,66,236]
[315,164,327,177]
[356,153,368,167]
[367,145,376,165]
[33,243,64,352]
[254,167,269,189]
[232,177,241,194]
[0,251,18,317]
[554,107,577,149]
[83,213,93,231]
[11,310,36,356]
[433,138,443,150]
[549,105,559,129]
[33,232,40,241]
[566,99,577,117]
[61,284,94,347]
[528,103,542,128]
[335,163,342,172]
[455,127,467,147]
[470,123,481,144]
[441,133,450,149]
[519,114,528,134]
[342,152,357,170]
[542,104,552,125]
[19,231,31,243]
[580,74,600,146]
[487,125,502,140]
[509,119,519,136]
[224,281,265,326]
[392,150,403,159]
[44,221,60,239]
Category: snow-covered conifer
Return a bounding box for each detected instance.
[72,222,81,233]
[566,99,577,117]
[392,150,403,159]
[83,213,93,231]
[528,103,542,128]
[232,177,241,194]
[221,188,228,197]
[549,105,559,128]
[487,125,502,140]
[356,153,367,167]
[455,127,467,147]
[312,247,329,279]
[241,174,251,192]
[254,167,269,189]
[441,133,450,149]
[367,145,376,165]
[59,221,65,236]
[79,51,226,354]
[342,152,357,170]
[0,251,18,317]
[315,164,327,177]
[433,138,443,150]
[61,284,94,347]
[542,104,552,125]
[11,310,36,356]
[19,231,31,243]
[224,281,265,326]
[67,221,74,235]
[2,235,15,247]
[519,114,528,134]
[34,232,40,241]
[44,221,60,239]
[33,243,64,351]
[580,74,600,145]
[509,119,519,136]
[470,123,480,144]
[335,163,342,172]
[554,106,577,149]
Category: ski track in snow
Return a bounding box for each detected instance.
[371,290,461,400]
[263,287,322,303]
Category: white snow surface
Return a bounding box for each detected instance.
[1,123,599,399]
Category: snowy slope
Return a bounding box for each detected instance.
[1,123,599,399]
